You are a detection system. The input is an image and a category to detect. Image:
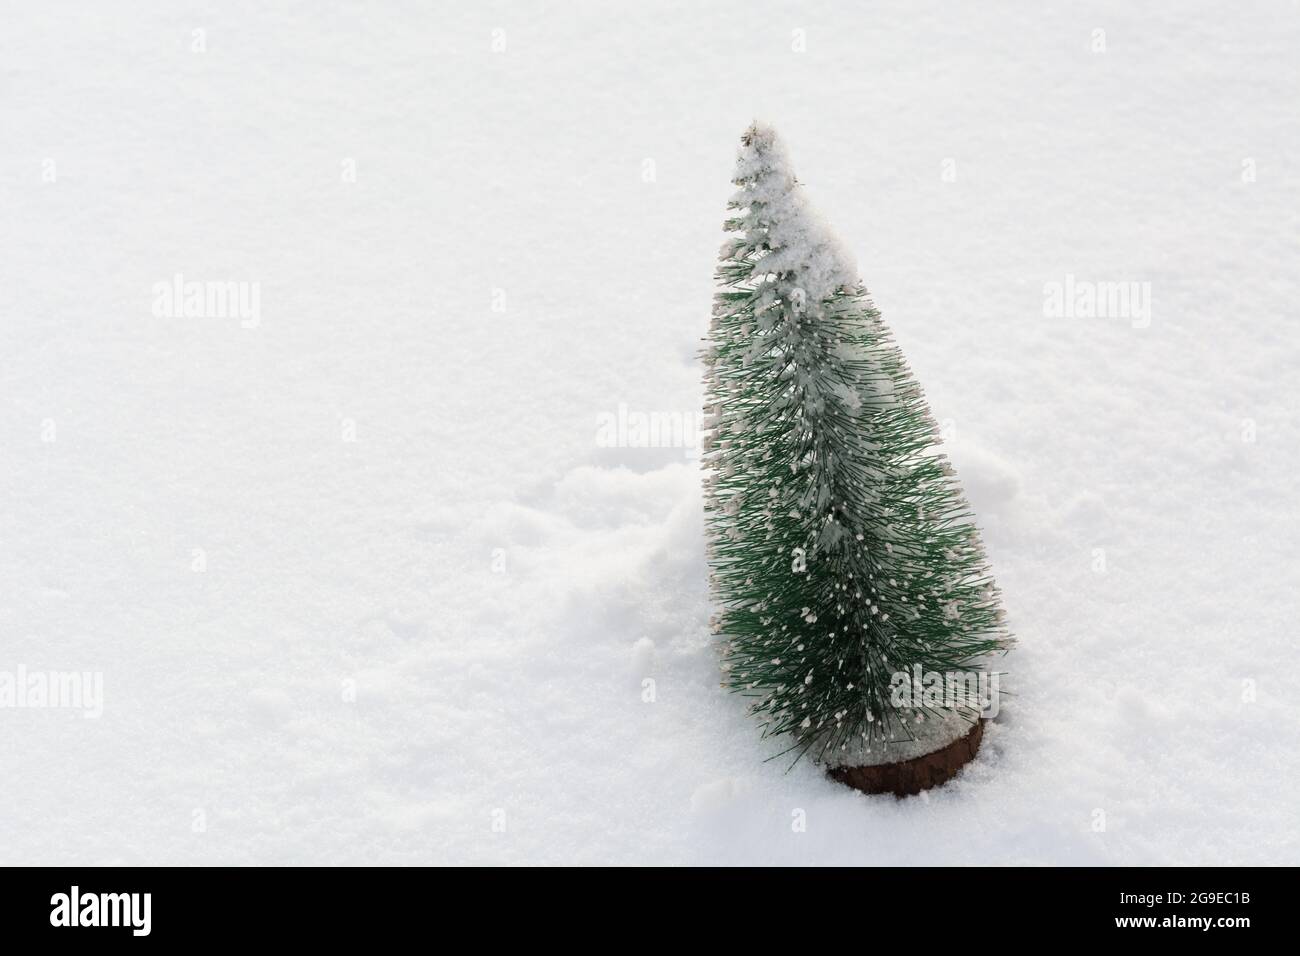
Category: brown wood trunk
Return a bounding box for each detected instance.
[827,719,984,797]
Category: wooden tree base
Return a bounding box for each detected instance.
[828,720,984,797]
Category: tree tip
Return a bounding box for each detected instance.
[741,120,779,149]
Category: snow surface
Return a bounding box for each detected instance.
[2,1,1298,866]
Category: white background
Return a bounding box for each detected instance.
[2,1,1297,864]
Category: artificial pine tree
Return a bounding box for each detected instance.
[702,123,1011,791]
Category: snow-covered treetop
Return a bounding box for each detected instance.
[729,122,859,304]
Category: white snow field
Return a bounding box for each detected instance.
[2,2,1297,866]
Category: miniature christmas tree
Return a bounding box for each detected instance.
[702,123,1011,790]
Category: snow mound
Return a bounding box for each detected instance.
[948,442,1022,512]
